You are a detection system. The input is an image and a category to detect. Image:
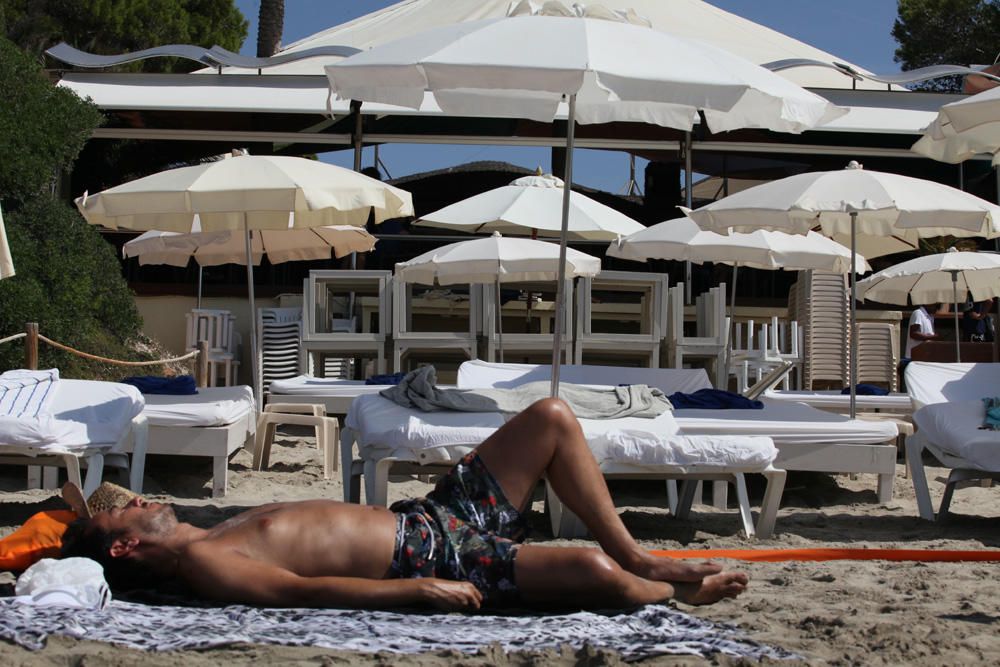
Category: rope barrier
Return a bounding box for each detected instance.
[36,334,200,367]
[0,332,27,346]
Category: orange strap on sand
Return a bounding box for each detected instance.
[650,548,1000,563]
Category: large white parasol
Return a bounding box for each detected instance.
[326,1,844,395]
[857,249,1000,362]
[77,152,413,401]
[415,174,645,240]
[687,161,1000,416]
[912,85,1000,166]
[395,232,601,361]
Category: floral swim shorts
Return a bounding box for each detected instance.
[389,452,527,605]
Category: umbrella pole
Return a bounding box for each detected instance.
[952,271,961,363]
[684,131,693,305]
[197,265,203,309]
[244,223,261,410]
[726,263,738,386]
[849,211,857,419]
[550,93,577,398]
[496,276,504,363]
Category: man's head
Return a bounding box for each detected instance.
[61,497,179,588]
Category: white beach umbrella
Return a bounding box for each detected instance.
[416,174,646,240]
[123,225,377,307]
[609,216,870,369]
[857,250,1000,362]
[912,85,1000,165]
[687,160,1000,416]
[395,232,601,361]
[326,1,844,395]
[77,152,413,402]
[0,203,14,280]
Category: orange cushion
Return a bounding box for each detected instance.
[0,510,78,572]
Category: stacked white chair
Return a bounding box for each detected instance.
[257,307,303,395]
[664,282,728,387]
[185,308,239,386]
[790,271,849,389]
[481,279,574,364]
[730,316,802,393]
[573,271,665,367]
[391,281,480,372]
[857,321,900,392]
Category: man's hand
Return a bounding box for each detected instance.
[418,579,483,611]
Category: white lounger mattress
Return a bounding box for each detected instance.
[764,390,912,413]
[345,394,776,468]
[912,400,1000,471]
[142,386,254,428]
[0,379,144,453]
[674,400,898,445]
[269,375,375,396]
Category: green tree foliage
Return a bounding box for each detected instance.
[0,37,102,202]
[893,0,1000,91]
[0,0,248,72]
[0,35,144,375]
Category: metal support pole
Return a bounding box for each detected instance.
[495,276,504,363]
[197,265,203,309]
[849,211,858,419]
[684,131,693,305]
[550,93,576,398]
[244,223,261,409]
[725,263,739,381]
[952,271,962,363]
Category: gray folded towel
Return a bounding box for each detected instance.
[380,366,671,419]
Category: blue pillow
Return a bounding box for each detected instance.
[120,375,198,395]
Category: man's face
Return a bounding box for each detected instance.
[93,497,178,543]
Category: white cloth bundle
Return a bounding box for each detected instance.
[15,557,111,610]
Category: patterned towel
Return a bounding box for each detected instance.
[0,599,796,661]
[0,369,59,418]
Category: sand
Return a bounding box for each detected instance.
[1,429,999,666]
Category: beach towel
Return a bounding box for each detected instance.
[667,389,762,410]
[0,599,795,661]
[840,384,889,396]
[120,375,197,395]
[980,397,1000,430]
[365,372,407,385]
[381,366,670,419]
[0,369,59,418]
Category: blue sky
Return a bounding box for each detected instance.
[232,1,903,192]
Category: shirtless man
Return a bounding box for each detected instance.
[62,398,747,611]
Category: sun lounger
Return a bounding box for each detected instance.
[0,377,147,496]
[123,386,255,497]
[267,375,383,414]
[904,362,1000,520]
[342,361,786,538]
[764,389,913,416]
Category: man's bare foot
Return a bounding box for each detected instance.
[672,571,749,606]
[631,553,723,583]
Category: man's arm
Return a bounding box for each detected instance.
[180,544,482,611]
[909,323,940,342]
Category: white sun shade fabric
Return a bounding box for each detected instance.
[857,251,1000,305]
[416,174,644,240]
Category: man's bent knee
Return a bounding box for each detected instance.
[524,397,576,431]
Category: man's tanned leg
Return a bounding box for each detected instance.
[474,398,744,598]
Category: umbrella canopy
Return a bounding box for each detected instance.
[608,216,870,273]
[687,160,1000,416]
[688,162,1000,240]
[123,226,377,267]
[415,174,645,240]
[326,2,843,396]
[912,85,1000,166]
[75,154,413,232]
[78,151,414,404]
[857,251,1000,306]
[395,232,601,285]
[324,3,843,133]
[857,250,1000,362]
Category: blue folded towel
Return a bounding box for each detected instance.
[840,384,889,396]
[365,372,408,386]
[120,375,198,395]
[667,388,763,410]
[981,397,1000,431]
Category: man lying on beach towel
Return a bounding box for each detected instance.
[61,398,746,611]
